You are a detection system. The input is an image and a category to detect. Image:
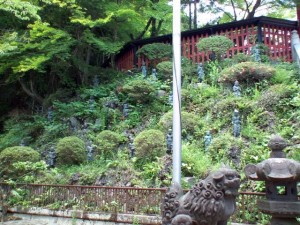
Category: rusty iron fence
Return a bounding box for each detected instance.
[0,183,288,224]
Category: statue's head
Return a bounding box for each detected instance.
[210,167,241,197]
[234,80,239,85]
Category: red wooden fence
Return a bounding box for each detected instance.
[116,16,298,71]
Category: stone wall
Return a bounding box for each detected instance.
[7,207,161,225]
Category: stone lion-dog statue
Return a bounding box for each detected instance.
[162,167,241,225]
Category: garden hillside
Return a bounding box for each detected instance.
[0,44,299,192]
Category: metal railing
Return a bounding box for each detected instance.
[0,183,166,215]
[0,183,281,224]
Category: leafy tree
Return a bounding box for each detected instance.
[199,0,296,24]
[0,0,174,113]
[197,35,233,61]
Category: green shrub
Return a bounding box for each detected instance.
[270,67,294,84]
[181,57,197,81]
[197,35,233,61]
[181,143,214,177]
[221,53,253,68]
[134,129,165,164]
[257,84,296,111]
[56,136,86,165]
[136,43,172,61]
[0,146,40,177]
[122,78,156,104]
[11,161,48,183]
[211,96,253,122]
[219,62,276,84]
[158,111,199,137]
[95,130,124,158]
[0,115,46,150]
[156,61,173,80]
[207,133,244,168]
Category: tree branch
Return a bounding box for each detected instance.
[130,17,153,41]
[246,0,262,19]
[230,0,238,21]
[18,78,43,104]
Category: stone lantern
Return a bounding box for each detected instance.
[244,135,300,225]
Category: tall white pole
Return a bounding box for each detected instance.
[172,0,182,185]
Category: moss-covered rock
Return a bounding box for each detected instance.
[0,146,40,176]
[56,136,86,165]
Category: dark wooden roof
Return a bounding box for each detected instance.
[118,16,298,55]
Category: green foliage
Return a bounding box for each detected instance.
[181,143,214,177]
[207,133,244,167]
[270,66,295,84]
[136,43,172,61]
[134,129,164,165]
[82,29,124,57]
[204,61,221,86]
[56,136,86,165]
[196,35,233,61]
[158,111,199,137]
[1,21,74,80]
[257,84,297,111]
[156,61,173,79]
[221,53,253,68]
[181,57,197,82]
[11,161,48,183]
[95,130,124,159]
[122,78,156,104]
[219,62,276,84]
[0,146,40,178]
[140,160,164,185]
[287,147,300,161]
[54,100,97,119]
[0,0,41,21]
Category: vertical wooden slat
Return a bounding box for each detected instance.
[191,35,195,63]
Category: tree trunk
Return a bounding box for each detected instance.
[151,18,157,37]
[189,1,192,30]
[193,0,197,29]
[246,0,261,19]
[18,78,44,105]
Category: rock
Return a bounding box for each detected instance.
[157,90,166,98]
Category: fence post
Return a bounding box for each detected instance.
[291,30,300,62]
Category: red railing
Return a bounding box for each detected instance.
[0,183,275,224]
[116,16,298,71]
